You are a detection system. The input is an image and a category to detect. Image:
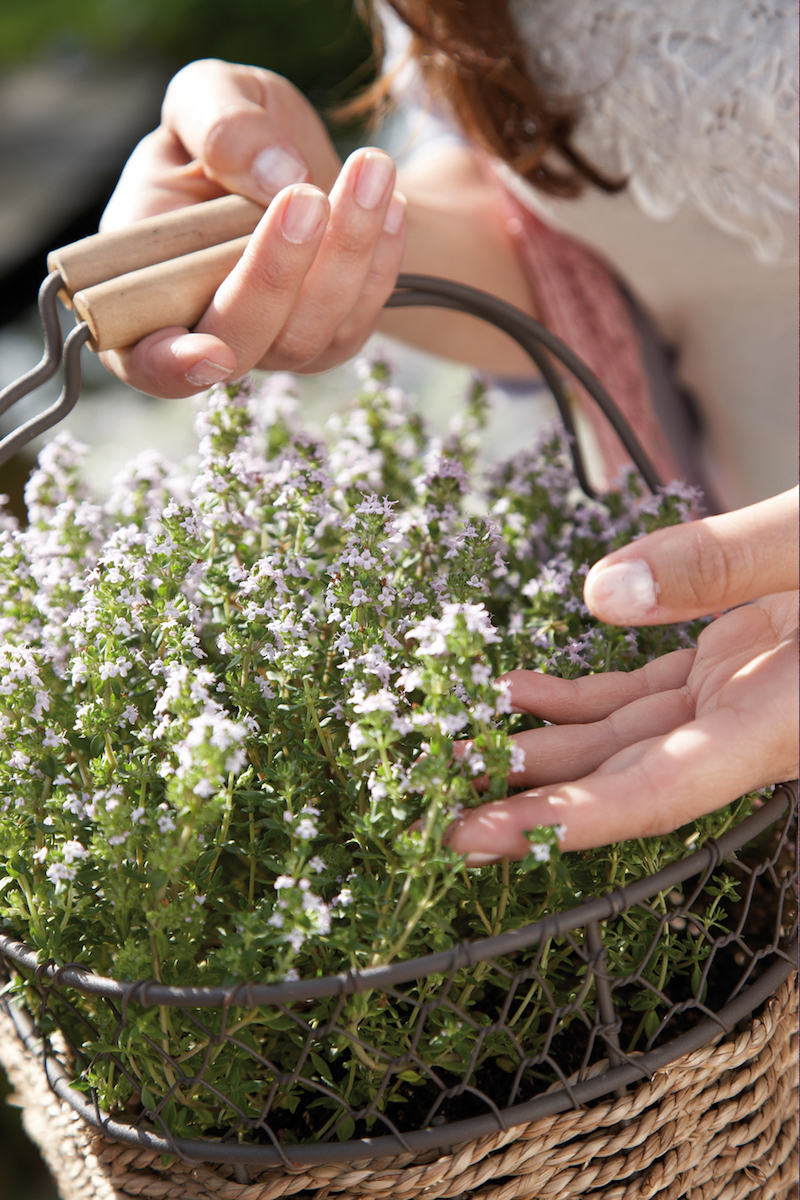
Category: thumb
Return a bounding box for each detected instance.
[162,60,341,205]
[584,487,799,625]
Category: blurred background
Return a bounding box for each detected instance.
[0,3,553,1195]
[0,0,376,524]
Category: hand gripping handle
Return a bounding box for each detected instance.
[39,195,663,494]
[48,195,263,351]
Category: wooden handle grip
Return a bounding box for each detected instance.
[48,195,263,298]
[72,236,250,352]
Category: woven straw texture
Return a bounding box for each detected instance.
[0,978,796,1200]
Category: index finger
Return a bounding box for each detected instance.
[501,650,694,724]
[448,638,797,858]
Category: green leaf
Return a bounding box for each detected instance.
[336,1117,356,1142]
[644,1010,660,1039]
[310,1052,334,1085]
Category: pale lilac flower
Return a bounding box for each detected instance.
[62,840,90,864]
[46,862,76,885]
[157,808,177,833]
[509,744,527,774]
[286,928,306,952]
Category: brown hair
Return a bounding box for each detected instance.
[347,0,624,198]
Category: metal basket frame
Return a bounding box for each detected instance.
[1,784,795,1171]
[0,275,796,1172]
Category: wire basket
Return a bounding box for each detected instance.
[0,214,797,1194]
[0,788,796,1175]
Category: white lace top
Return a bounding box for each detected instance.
[380,2,799,507]
[509,0,798,264]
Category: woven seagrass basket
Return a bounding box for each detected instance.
[0,255,797,1199]
[0,961,796,1200]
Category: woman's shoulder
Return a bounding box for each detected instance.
[510,0,798,262]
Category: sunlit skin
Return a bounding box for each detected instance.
[98,59,799,853]
[448,490,799,857]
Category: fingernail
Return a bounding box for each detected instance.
[464,853,503,867]
[185,359,233,388]
[252,145,308,193]
[354,150,394,210]
[382,190,406,235]
[281,186,327,244]
[584,558,658,623]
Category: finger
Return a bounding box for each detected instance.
[500,652,695,724]
[193,183,330,368]
[101,331,237,399]
[448,637,798,860]
[254,150,403,372]
[100,127,230,229]
[107,183,330,396]
[284,189,407,373]
[162,60,340,204]
[488,686,696,789]
[584,487,799,625]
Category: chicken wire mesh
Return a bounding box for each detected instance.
[0,781,795,1169]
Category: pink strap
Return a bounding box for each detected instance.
[496,183,681,489]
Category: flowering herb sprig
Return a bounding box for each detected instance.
[0,365,751,1138]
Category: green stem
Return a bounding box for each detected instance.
[72,748,91,790]
[494,857,510,933]
[377,872,454,965]
[207,775,235,883]
[18,876,44,942]
[302,678,346,785]
[59,881,74,933]
[248,812,256,909]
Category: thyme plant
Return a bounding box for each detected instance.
[0,364,749,1139]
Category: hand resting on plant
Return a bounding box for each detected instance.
[448,487,799,860]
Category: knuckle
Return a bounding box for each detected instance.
[201,110,252,174]
[268,327,319,369]
[687,525,751,607]
[327,321,370,356]
[163,58,222,110]
[332,225,376,260]
[246,252,297,297]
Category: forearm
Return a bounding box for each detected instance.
[380,148,539,376]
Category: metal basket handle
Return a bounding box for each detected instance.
[0,194,662,495]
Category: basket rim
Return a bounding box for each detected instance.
[1,781,795,1169]
[4,957,796,1170]
[0,783,794,1008]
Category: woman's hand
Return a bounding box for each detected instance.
[448,488,799,861]
[98,60,406,397]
